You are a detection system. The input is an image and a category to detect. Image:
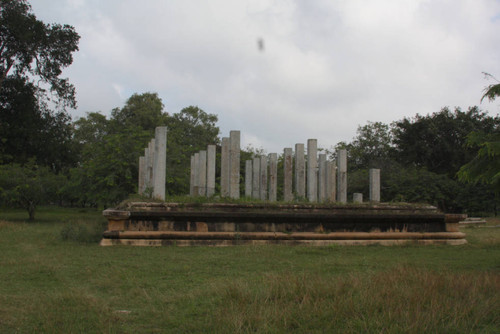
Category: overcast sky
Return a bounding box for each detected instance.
[30,0,500,152]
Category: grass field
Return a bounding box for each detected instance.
[0,206,499,333]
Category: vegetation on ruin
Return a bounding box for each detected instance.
[0,206,499,333]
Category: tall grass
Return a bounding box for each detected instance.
[208,267,499,333]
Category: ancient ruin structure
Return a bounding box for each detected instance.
[114,129,466,246]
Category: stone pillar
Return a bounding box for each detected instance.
[153,126,167,200]
[307,139,318,202]
[369,168,381,202]
[229,131,240,199]
[318,154,327,202]
[206,145,216,197]
[353,193,363,203]
[190,155,195,196]
[198,150,207,197]
[144,147,150,192]
[245,160,252,198]
[295,143,305,199]
[326,161,336,202]
[252,157,260,199]
[337,149,347,203]
[283,148,293,202]
[147,139,155,190]
[260,155,268,201]
[193,153,200,196]
[220,137,230,197]
[138,156,145,195]
[268,153,278,202]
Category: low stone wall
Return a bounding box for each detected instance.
[101,202,466,246]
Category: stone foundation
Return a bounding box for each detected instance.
[101,202,466,246]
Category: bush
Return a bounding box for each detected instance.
[60,220,106,243]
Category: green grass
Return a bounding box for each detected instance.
[0,207,499,333]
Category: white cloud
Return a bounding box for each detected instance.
[30,0,500,150]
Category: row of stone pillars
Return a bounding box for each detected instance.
[189,130,241,199]
[246,140,351,203]
[188,131,381,203]
[138,126,167,200]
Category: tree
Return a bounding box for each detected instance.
[335,121,394,171]
[110,92,167,131]
[69,93,168,207]
[392,107,499,177]
[458,74,500,194]
[481,73,500,103]
[458,131,500,192]
[0,76,76,170]
[165,106,219,195]
[0,160,63,220]
[0,0,80,108]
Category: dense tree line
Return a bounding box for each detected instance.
[1,0,500,219]
[336,107,500,214]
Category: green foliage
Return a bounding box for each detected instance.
[0,76,76,170]
[481,72,500,103]
[0,1,79,170]
[0,160,64,220]
[339,121,395,171]
[165,105,219,195]
[0,0,80,108]
[393,106,499,176]
[458,131,500,192]
[60,220,106,243]
[110,92,167,131]
[67,95,220,206]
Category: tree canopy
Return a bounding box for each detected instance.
[0,0,80,108]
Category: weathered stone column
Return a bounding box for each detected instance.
[198,150,207,197]
[283,148,293,202]
[326,161,336,202]
[353,193,363,203]
[369,168,381,202]
[268,153,277,202]
[318,154,327,202]
[190,155,195,196]
[138,156,145,195]
[260,155,268,201]
[337,149,347,203]
[206,145,216,197]
[295,143,305,199]
[220,137,230,197]
[307,139,318,202]
[245,160,252,198]
[229,131,240,199]
[252,157,260,199]
[193,153,200,197]
[147,139,155,190]
[153,126,167,200]
[143,147,150,192]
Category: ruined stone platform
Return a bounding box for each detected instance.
[100,202,466,246]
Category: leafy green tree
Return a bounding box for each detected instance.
[110,92,167,131]
[458,131,500,192]
[0,160,63,220]
[0,0,80,108]
[165,106,219,195]
[0,76,76,170]
[69,93,167,207]
[0,0,79,170]
[333,121,394,171]
[393,107,499,177]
